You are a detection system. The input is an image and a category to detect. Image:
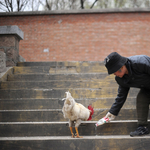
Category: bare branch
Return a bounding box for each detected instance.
[90,0,98,9]
[4,0,11,12]
[0,1,7,8]
[46,0,51,10]
[9,0,13,11]
[80,0,84,9]
[39,0,45,7]
[19,0,29,11]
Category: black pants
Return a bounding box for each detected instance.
[137,89,150,127]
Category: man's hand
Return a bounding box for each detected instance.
[105,112,116,121]
[95,112,116,126]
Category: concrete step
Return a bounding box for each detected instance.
[0,121,150,137]
[1,61,149,150]
[0,80,117,89]
[17,61,104,67]
[13,66,107,74]
[0,135,150,150]
[0,108,149,122]
[0,88,139,99]
[7,73,110,81]
[0,97,136,110]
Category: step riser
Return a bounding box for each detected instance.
[17,61,104,67]
[8,74,109,81]
[0,97,136,110]
[13,66,107,74]
[1,122,149,137]
[1,61,149,149]
[0,109,149,122]
[0,81,117,89]
[0,138,150,150]
[0,88,139,99]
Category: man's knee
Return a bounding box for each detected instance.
[136,90,150,104]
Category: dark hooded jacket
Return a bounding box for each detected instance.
[109,55,150,116]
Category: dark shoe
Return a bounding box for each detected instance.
[130,126,149,137]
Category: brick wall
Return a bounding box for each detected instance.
[0,10,150,62]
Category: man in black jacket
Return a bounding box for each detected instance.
[102,52,150,137]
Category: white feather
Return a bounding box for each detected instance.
[62,91,90,124]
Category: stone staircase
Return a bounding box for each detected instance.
[0,61,150,150]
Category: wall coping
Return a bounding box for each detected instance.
[0,8,150,16]
[0,25,24,40]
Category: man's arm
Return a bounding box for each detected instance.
[109,85,130,116]
[95,85,130,126]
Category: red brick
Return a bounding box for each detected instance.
[0,13,150,61]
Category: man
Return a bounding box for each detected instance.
[101,52,150,137]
